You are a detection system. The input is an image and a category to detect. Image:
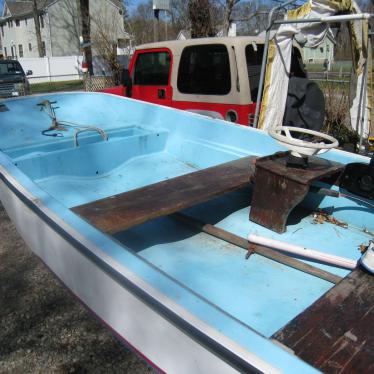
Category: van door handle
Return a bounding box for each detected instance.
[158,89,166,99]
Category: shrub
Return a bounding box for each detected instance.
[321,80,359,146]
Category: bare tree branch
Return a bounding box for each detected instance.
[32,0,43,57]
[223,0,240,36]
[91,5,126,81]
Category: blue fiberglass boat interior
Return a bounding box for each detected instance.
[1,93,373,370]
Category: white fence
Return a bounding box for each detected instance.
[18,56,83,84]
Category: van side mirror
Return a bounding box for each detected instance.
[121,68,132,97]
[26,70,33,76]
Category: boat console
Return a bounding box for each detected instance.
[249,152,344,233]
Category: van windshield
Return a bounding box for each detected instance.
[0,61,24,76]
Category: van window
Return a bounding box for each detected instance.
[245,44,264,100]
[133,51,171,86]
[177,44,231,95]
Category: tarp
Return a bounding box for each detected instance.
[258,0,372,139]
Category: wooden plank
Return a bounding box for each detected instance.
[173,213,342,285]
[72,157,255,234]
[255,152,344,185]
[272,269,374,373]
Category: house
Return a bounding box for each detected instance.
[302,30,335,65]
[0,0,126,59]
[256,29,335,67]
[176,29,191,41]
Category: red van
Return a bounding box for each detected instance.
[102,36,305,126]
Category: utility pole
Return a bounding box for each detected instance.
[153,0,170,42]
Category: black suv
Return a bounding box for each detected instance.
[0,60,32,98]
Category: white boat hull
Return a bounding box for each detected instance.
[0,173,280,373]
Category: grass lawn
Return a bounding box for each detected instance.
[305,62,353,73]
[30,80,84,94]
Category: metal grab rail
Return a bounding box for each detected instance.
[252,0,374,132]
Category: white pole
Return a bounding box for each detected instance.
[274,13,373,25]
[248,234,357,270]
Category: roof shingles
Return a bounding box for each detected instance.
[5,1,52,17]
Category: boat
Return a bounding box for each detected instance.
[0,91,373,373]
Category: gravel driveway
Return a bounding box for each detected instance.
[0,203,151,373]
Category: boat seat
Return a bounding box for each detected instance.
[72,156,255,234]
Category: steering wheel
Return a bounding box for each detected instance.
[268,126,339,158]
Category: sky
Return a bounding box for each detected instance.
[128,0,148,14]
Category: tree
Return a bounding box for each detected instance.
[32,0,43,57]
[91,6,124,82]
[189,0,215,38]
[169,0,190,33]
[222,0,240,36]
[231,1,270,35]
[79,0,93,75]
[127,1,154,45]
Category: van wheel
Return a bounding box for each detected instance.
[226,110,238,123]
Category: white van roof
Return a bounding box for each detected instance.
[136,36,266,55]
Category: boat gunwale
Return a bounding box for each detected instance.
[2,125,154,156]
[1,91,371,165]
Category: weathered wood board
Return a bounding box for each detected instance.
[72,156,254,234]
[273,269,374,373]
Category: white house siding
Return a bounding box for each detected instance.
[303,37,335,64]
[1,0,125,59]
[47,0,80,57]
[1,15,51,59]
[90,0,126,56]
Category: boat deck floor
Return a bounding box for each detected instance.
[61,154,372,338]
[69,152,374,367]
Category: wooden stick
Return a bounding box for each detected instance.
[173,213,343,285]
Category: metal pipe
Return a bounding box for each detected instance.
[273,13,373,25]
[253,4,373,129]
[357,62,368,150]
[357,35,369,151]
[253,0,297,128]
